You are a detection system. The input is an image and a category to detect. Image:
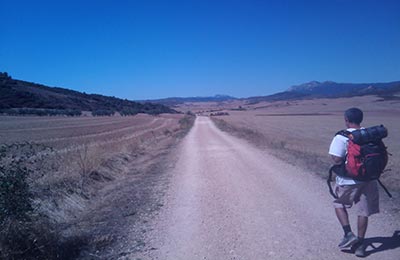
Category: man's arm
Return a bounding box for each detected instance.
[329,135,347,165]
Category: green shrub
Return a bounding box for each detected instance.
[0,108,82,116]
[0,158,33,223]
[91,109,115,116]
[120,107,139,116]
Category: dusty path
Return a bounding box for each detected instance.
[134,116,399,260]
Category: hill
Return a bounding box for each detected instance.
[144,81,400,106]
[246,80,400,104]
[146,95,238,106]
[0,72,177,116]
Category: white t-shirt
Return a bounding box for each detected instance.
[329,128,362,185]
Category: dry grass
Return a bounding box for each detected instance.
[211,96,400,191]
[0,113,194,259]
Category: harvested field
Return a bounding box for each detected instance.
[211,95,400,192]
[0,113,194,259]
[0,114,181,148]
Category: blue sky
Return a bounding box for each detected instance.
[1,0,399,100]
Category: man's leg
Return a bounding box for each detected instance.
[335,207,349,226]
[335,207,358,248]
[354,216,368,257]
[354,181,378,257]
[357,215,368,239]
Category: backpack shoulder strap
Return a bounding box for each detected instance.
[327,166,338,199]
[335,129,351,138]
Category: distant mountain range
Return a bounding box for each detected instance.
[245,80,400,104]
[149,80,400,105]
[0,72,177,115]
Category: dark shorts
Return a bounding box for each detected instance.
[333,181,380,217]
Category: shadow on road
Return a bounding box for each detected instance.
[363,230,400,257]
[341,231,400,257]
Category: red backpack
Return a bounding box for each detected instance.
[328,125,391,198]
[344,133,388,180]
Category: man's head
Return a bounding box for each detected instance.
[344,107,363,127]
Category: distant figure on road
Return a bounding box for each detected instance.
[328,107,380,257]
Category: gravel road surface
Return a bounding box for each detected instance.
[136,116,399,260]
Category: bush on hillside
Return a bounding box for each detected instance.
[91,109,115,116]
[120,107,140,116]
[0,108,82,116]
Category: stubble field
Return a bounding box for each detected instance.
[0,113,194,259]
[210,95,400,192]
[0,113,183,149]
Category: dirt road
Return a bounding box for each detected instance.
[135,116,399,260]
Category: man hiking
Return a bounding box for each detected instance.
[328,107,380,257]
